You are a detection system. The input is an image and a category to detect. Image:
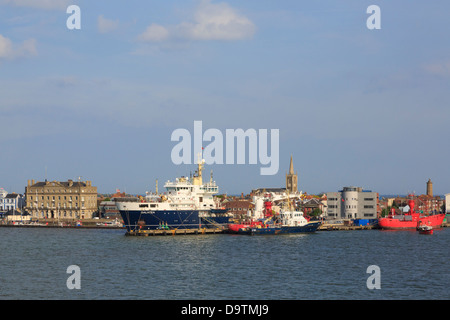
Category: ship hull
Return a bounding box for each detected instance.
[119,210,230,232]
[227,222,263,233]
[240,222,322,235]
[379,213,445,230]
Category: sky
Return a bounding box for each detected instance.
[1,0,449,196]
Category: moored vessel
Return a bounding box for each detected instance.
[239,210,321,235]
[417,224,433,235]
[228,191,321,235]
[116,158,231,233]
[379,199,445,230]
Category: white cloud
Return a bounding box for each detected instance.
[0,35,13,58]
[180,0,255,40]
[98,15,120,34]
[138,0,255,42]
[0,0,71,10]
[0,34,36,60]
[138,23,170,42]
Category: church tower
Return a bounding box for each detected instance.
[286,155,298,193]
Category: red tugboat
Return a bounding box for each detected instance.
[379,198,445,230]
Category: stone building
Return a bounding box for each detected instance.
[25,179,97,220]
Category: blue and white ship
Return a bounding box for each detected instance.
[116,158,231,232]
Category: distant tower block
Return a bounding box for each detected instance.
[286,155,298,193]
[427,179,433,197]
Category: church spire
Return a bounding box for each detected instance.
[286,155,298,193]
[289,155,294,175]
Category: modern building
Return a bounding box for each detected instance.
[326,186,379,220]
[25,179,98,220]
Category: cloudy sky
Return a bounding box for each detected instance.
[1,0,449,196]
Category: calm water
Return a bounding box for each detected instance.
[0,227,448,300]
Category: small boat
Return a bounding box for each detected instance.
[96,218,123,227]
[417,224,433,235]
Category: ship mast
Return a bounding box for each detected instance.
[192,153,205,186]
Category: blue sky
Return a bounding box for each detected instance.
[1,0,449,196]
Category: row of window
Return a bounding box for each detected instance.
[328,198,375,201]
[29,188,93,193]
[30,195,88,201]
[1,199,17,203]
[328,213,375,217]
[35,203,85,209]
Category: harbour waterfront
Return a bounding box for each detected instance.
[0,227,448,300]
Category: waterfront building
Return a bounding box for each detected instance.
[326,187,379,220]
[98,189,128,218]
[223,199,252,216]
[2,193,24,212]
[1,191,25,213]
[25,179,97,220]
[301,197,326,217]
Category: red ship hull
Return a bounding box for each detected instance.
[379,213,445,230]
[227,221,263,233]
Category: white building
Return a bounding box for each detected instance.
[326,186,378,220]
[1,193,24,213]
